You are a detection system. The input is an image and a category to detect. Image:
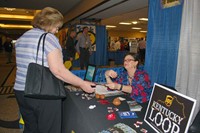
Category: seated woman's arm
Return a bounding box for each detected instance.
[105,69,132,93]
[105,69,116,83]
[105,70,151,100]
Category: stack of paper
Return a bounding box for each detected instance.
[127,101,142,112]
[95,85,124,97]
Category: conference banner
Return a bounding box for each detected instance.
[144,83,196,133]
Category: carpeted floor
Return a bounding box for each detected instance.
[0,51,16,95]
[0,119,20,129]
[0,95,22,133]
[0,96,20,129]
[0,51,22,133]
[0,65,15,86]
[0,86,14,95]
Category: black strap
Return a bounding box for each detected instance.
[36,33,48,65]
[35,33,48,91]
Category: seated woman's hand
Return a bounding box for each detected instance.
[105,83,120,90]
[105,70,118,78]
[80,81,95,93]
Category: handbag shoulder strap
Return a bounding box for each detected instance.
[36,33,48,64]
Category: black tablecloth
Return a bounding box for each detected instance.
[62,89,155,133]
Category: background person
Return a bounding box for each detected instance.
[4,37,13,64]
[138,37,146,63]
[14,7,95,133]
[123,39,130,51]
[105,53,152,103]
[0,37,3,51]
[76,27,92,69]
[63,30,77,70]
[114,38,121,51]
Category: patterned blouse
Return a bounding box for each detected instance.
[114,68,152,103]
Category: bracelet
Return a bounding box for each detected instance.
[105,76,110,78]
[119,84,123,91]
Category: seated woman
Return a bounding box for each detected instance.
[105,53,152,103]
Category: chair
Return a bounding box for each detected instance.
[188,109,200,133]
[160,84,177,92]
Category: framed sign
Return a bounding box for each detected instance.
[161,0,182,8]
[144,83,196,133]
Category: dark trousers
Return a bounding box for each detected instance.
[139,48,146,63]
[14,90,62,133]
[6,52,12,63]
[79,47,90,70]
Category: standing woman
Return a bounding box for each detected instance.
[105,53,152,103]
[14,7,95,133]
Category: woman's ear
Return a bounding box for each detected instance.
[135,60,139,67]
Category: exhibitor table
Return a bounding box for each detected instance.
[62,88,155,133]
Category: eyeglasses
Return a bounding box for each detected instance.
[56,27,60,31]
[124,59,135,62]
[56,25,62,31]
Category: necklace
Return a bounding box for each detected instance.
[128,75,134,79]
[128,76,133,85]
[127,69,135,81]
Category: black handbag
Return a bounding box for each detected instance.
[24,33,66,99]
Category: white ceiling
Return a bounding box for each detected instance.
[81,0,148,19]
[102,7,148,31]
[0,0,149,37]
[0,0,82,15]
[73,0,148,32]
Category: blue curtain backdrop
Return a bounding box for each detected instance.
[145,0,183,87]
[91,25,108,66]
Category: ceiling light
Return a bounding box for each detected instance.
[132,27,141,30]
[132,21,138,24]
[139,18,148,21]
[0,14,34,20]
[0,23,33,29]
[106,25,116,28]
[119,22,132,25]
[4,8,16,11]
[140,31,147,33]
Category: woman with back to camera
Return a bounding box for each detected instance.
[14,7,95,133]
[105,53,152,103]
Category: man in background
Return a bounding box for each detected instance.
[76,27,92,70]
[0,37,3,51]
[64,30,77,70]
[4,37,13,64]
[138,37,146,64]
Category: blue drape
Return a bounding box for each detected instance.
[95,25,108,66]
[145,0,183,87]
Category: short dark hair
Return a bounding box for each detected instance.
[124,53,141,67]
[83,26,88,31]
[69,30,76,34]
[124,53,140,61]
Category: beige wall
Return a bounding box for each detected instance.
[108,30,146,39]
